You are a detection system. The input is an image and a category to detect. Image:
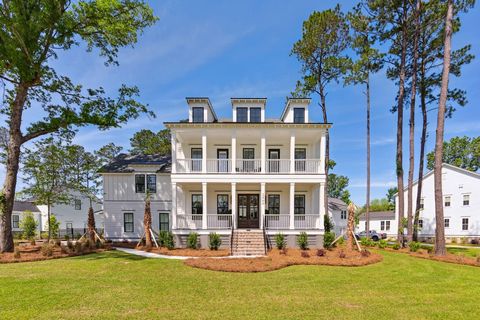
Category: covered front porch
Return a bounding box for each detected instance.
[171,182,325,231]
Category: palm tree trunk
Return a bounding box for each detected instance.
[87,204,96,243]
[365,74,371,237]
[144,195,153,248]
[407,0,421,242]
[433,0,453,256]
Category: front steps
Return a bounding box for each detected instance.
[231,229,266,256]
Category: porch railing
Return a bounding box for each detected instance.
[207,214,232,229]
[176,214,202,229]
[294,214,319,229]
[264,214,290,229]
[175,158,322,174]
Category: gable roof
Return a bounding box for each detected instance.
[280,98,311,121]
[99,153,172,173]
[328,197,347,211]
[186,97,218,121]
[13,201,40,213]
[358,211,395,220]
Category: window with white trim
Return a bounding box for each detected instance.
[340,210,347,220]
[463,194,470,206]
[124,213,134,232]
[12,215,19,228]
[418,219,423,229]
[74,199,81,210]
[444,196,451,207]
[444,218,450,228]
[420,198,424,210]
[462,218,469,231]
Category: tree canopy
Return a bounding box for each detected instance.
[427,136,480,171]
[130,128,171,155]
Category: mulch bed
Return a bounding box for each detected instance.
[0,244,113,264]
[144,247,230,257]
[382,247,480,267]
[184,247,383,273]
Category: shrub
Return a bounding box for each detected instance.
[74,241,83,254]
[297,232,308,250]
[158,231,169,247]
[13,246,21,259]
[95,239,102,249]
[187,232,199,249]
[339,250,346,259]
[208,233,221,250]
[316,249,326,257]
[20,211,38,240]
[301,251,310,258]
[360,237,376,247]
[361,249,371,257]
[337,236,345,245]
[408,241,421,252]
[323,231,335,249]
[164,232,175,250]
[324,214,334,232]
[45,215,60,239]
[30,238,36,246]
[274,233,286,250]
[392,243,401,250]
[378,239,388,249]
[41,243,54,257]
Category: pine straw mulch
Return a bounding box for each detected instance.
[0,244,113,264]
[184,247,383,273]
[383,247,480,267]
[143,247,230,257]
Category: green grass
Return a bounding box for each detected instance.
[446,246,480,257]
[1,250,480,319]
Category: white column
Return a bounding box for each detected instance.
[231,132,236,173]
[319,133,326,174]
[171,131,177,173]
[231,183,236,229]
[202,132,207,173]
[289,182,295,230]
[260,132,266,173]
[171,182,177,229]
[290,132,296,173]
[260,182,266,229]
[202,182,207,229]
[319,183,325,230]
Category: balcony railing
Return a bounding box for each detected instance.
[177,214,202,229]
[294,214,319,229]
[175,159,322,174]
[264,214,290,229]
[207,214,232,229]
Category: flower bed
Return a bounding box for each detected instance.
[0,243,112,264]
[184,247,383,272]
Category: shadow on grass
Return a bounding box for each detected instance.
[69,250,148,262]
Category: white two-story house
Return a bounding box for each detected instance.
[101,97,330,252]
[395,163,480,242]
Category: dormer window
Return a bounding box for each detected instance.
[294,108,305,123]
[192,107,204,123]
[250,108,261,122]
[237,107,248,122]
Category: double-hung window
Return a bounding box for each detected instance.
[463,194,470,206]
[124,213,134,233]
[146,174,157,193]
[381,221,385,231]
[418,219,423,229]
[217,195,229,215]
[294,195,305,215]
[385,221,391,231]
[444,196,451,207]
[192,194,203,215]
[12,215,19,229]
[293,108,305,123]
[444,218,450,228]
[135,174,146,193]
[340,210,347,220]
[74,199,81,210]
[192,107,204,123]
[420,198,424,210]
[268,195,280,215]
[237,107,248,122]
[159,212,169,231]
[250,108,261,122]
[462,218,469,231]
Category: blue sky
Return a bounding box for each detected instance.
[4,0,480,204]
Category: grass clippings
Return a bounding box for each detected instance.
[184,247,383,272]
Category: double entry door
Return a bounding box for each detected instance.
[237,194,259,228]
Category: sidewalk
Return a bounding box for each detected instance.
[114,247,265,259]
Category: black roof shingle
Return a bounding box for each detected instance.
[99,153,172,173]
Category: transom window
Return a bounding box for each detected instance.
[12,215,19,228]
[462,218,469,231]
[74,199,81,210]
[236,107,248,122]
[444,218,450,228]
[293,108,305,123]
[294,195,305,215]
[217,195,229,214]
[250,108,261,122]
[444,196,451,207]
[268,195,280,214]
[124,213,134,233]
[159,212,169,231]
[340,210,347,220]
[463,194,470,206]
[192,107,204,123]
[192,194,203,215]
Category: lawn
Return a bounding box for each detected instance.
[1,250,479,319]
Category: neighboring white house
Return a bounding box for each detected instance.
[329,197,348,236]
[395,163,480,242]
[35,190,103,238]
[357,211,398,238]
[101,97,332,250]
[12,201,42,235]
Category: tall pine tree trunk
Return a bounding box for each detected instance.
[434,0,453,256]
[365,75,371,237]
[407,0,421,242]
[396,5,408,245]
[320,91,330,228]
[0,84,29,253]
